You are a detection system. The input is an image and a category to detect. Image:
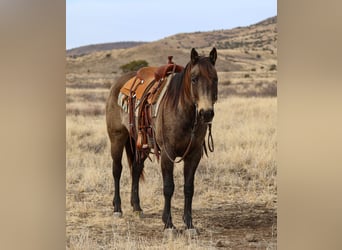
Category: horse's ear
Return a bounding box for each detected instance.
[191,48,199,64]
[209,47,217,65]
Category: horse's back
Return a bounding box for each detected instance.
[106,72,136,110]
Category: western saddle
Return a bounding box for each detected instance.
[118,56,184,161]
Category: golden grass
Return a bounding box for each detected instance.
[66,18,277,248]
[66,96,277,249]
[217,72,277,97]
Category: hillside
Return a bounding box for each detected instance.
[66,16,277,97]
[66,41,148,57]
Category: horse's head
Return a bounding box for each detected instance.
[189,48,218,123]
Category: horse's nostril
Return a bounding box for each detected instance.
[208,109,214,118]
[206,110,214,120]
[199,109,214,122]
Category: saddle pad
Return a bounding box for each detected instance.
[151,73,174,117]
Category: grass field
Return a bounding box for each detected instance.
[66,94,277,249]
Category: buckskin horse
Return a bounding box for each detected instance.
[106,48,218,234]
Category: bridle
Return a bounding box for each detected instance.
[160,63,215,163]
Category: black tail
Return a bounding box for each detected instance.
[124,138,145,181]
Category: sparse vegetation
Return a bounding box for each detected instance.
[66,16,277,75]
[270,64,277,71]
[221,80,231,86]
[120,60,149,73]
[67,41,148,57]
[66,97,277,249]
[66,15,278,249]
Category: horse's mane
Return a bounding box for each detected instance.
[163,62,192,109]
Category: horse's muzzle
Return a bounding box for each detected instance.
[199,109,214,123]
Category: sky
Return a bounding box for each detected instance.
[66,0,277,49]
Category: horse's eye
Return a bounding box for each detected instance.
[191,76,198,84]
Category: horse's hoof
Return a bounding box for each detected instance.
[184,228,199,238]
[113,212,123,218]
[133,210,144,218]
[163,228,177,241]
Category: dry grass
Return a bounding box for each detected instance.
[66,89,109,103]
[217,72,277,98]
[66,18,277,248]
[66,102,105,116]
[66,96,277,249]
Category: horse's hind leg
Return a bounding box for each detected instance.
[129,144,146,214]
[110,131,128,216]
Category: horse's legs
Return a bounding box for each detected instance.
[183,150,201,229]
[161,152,175,229]
[130,159,145,212]
[110,132,127,215]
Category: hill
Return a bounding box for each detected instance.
[66,41,148,57]
[66,16,277,97]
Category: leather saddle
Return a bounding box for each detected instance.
[120,56,183,101]
[119,67,158,100]
[118,56,184,162]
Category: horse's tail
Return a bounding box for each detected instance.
[124,138,145,181]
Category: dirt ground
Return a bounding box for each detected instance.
[67,191,276,249]
[66,97,277,249]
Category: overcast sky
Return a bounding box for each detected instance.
[66,0,277,49]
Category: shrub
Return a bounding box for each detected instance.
[222,80,232,86]
[120,60,149,73]
[269,64,277,71]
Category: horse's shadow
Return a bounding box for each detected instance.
[137,201,276,230]
[195,202,277,229]
[140,212,160,219]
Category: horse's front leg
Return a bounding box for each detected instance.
[183,149,201,230]
[161,152,175,229]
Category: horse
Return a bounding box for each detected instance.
[105,48,218,233]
